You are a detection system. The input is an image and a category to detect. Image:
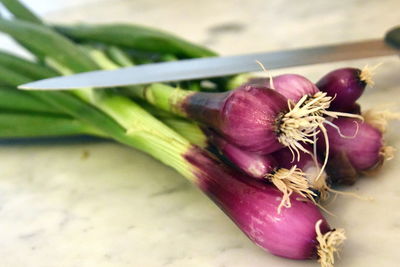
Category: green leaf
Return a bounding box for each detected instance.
[0,0,42,24]
[0,111,102,138]
[0,50,59,79]
[0,64,63,114]
[106,46,135,67]
[55,23,217,59]
[29,90,129,143]
[0,86,59,114]
[0,18,99,72]
[0,64,32,86]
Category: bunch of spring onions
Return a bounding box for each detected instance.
[0,1,397,266]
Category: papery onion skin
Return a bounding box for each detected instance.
[317,118,384,171]
[316,68,367,111]
[185,147,330,259]
[210,132,278,179]
[183,85,288,154]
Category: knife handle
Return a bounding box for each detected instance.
[385,26,400,49]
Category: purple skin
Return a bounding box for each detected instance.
[316,68,367,111]
[247,74,319,103]
[273,147,340,194]
[317,118,384,171]
[184,147,330,260]
[183,85,288,154]
[210,133,278,179]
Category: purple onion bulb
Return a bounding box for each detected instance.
[184,85,289,154]
[317,118,384,171]
[316,67,371,111]
[271,74,320,102]
[185,147,345,262]
[210,132,278,178]
[246,74,319,103]
[208,132,317,208]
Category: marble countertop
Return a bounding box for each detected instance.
[1,0,400,266]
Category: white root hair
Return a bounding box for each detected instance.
[267,166,316,214]
[278,94,325,162]
[278,92,364,183]
[316,220,346,267]
[255,60,275,89]
[380,145,396,161]
[363,109,400,133]
[362,109,399,162]
[359,63,382,86]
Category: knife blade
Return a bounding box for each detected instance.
[19,27,400,90]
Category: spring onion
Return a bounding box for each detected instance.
[316,67,372,111]
[243,74,319,102]
[317,118,393,178]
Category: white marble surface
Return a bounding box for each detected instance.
[19,0,97,14]
[0,0,400,266]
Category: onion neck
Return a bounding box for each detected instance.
[124,83,229,129]
[124,83,194,115]
[182,91,228,127]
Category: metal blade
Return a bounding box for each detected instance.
[20,39,397,90]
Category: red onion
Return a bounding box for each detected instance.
[316,67,372,111]
[183,84,324,155]
[246,74,319,103]
[209,133,316,206]
[210,132,278,178]
[185,147,345,263]
[272,74,319,102]
[317,118,386,172]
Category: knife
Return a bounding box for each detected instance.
[19,26,400,90]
